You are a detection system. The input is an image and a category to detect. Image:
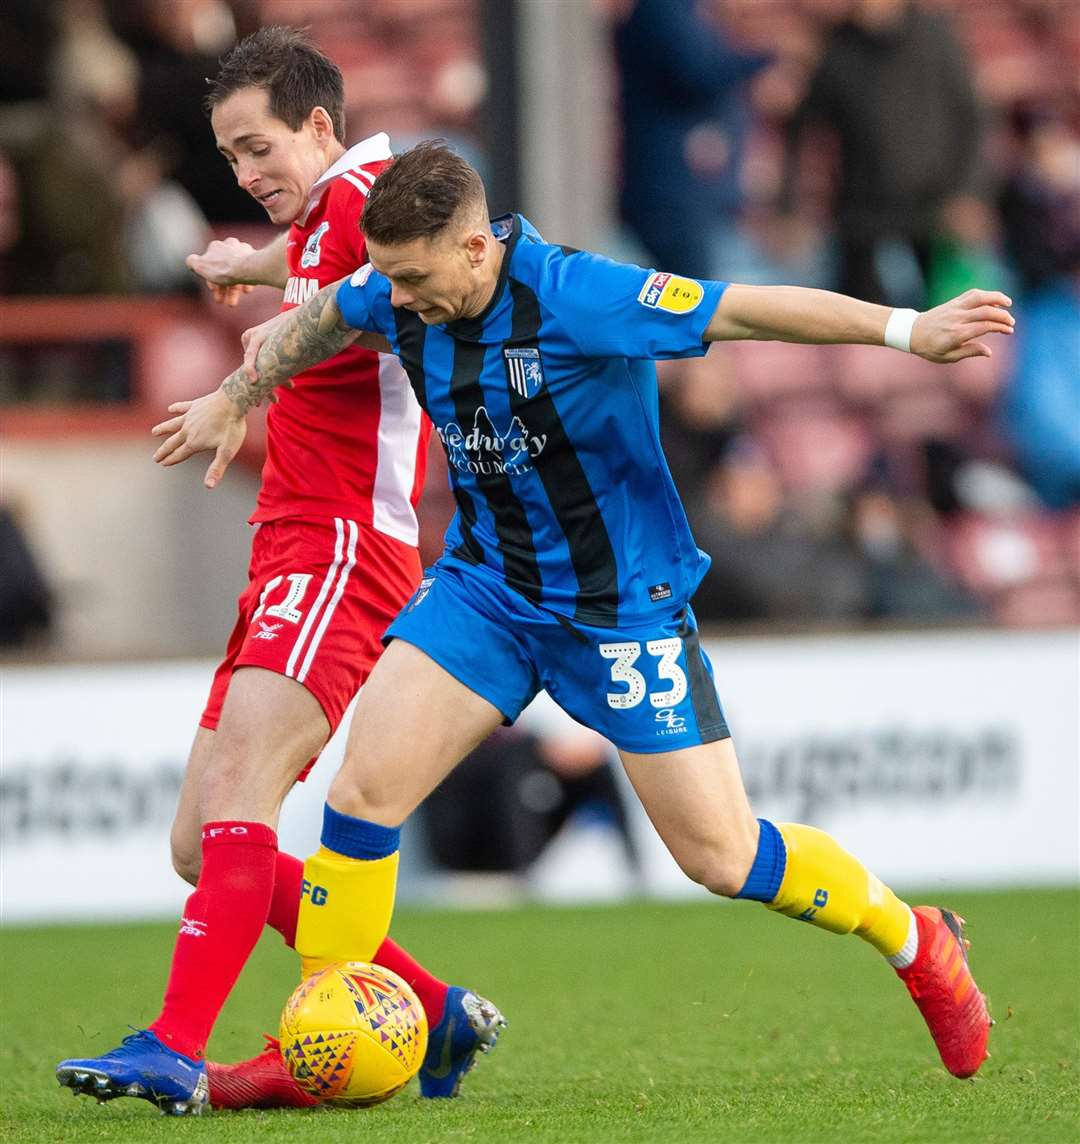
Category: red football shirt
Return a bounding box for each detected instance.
[251,134,430,546]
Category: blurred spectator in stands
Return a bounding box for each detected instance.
[614,0,770,278]
[0,1,131,294]
[658,354,742,499]
[0,0,214,296]
[420,726,636,878]
[0,503,53,647]
[997,102,1080,509]
[0,0,55,104]
[689,437,980,624]
[0,148,19,292]
[1000,281,1080,509]
[106,0,265,225]
[847,475,981,621]
[780,0,994,306]
[689,436,866,622]
[1,0,222,298]
[62,0,212,293]
[340,3,488,180]
[998,102,1080,296]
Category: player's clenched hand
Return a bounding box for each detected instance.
[911,289,1014,363]
[185,238,258,306]
[151,389,248,489]
[241,311,294,387]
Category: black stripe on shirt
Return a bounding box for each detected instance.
[505,277,620,626]
[392,307,483,564]
[391,308,428,408]
[448,338,543,600]
[449,477,484,566]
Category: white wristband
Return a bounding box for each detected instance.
[884,308,919,353]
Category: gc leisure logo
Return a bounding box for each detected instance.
[655,708,688,736]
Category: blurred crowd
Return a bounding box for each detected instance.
[1,0,1078,638]
[613,0,1080,628]
[0,0,484,295]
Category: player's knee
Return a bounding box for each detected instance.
[676,833,757,898]
[170,828,202,885]
[326,772,403,828]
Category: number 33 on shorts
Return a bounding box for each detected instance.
[590,615,730,749]
[599,639,686,709]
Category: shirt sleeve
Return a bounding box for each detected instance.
[335,264,391,336]
[544,249,727,360]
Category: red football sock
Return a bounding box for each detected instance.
[265,849,449,1027]
[267,850,304,948]
[373,937,450,1028]
[150,821,277,1060]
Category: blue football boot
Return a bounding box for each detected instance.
[56,1029,209,1116]
[419,987,506,1098]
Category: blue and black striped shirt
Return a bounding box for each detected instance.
[336,214,728,628]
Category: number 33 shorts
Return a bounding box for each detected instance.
[385,554,730,754]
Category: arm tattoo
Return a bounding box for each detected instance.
[220,281,359,413]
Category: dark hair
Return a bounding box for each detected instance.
[204,26,345,143]
[362,141,487,245]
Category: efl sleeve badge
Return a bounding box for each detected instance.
[637,272,705,314]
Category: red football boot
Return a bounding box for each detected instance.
[896,906,992,1078]
[207,1036,319,1110]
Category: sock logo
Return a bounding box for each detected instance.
[301,879,329,906]
[798,888,830,922]
[178,917,207,937]
[202,825,250,839]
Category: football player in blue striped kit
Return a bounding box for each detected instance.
[128,141,1015,1104]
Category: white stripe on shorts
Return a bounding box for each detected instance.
[285,517,346,679]
[297,518,360,684]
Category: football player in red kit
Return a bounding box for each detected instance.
[56,27,501,1116]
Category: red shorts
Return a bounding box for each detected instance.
[201,516,421,750]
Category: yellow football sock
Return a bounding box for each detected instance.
[295,845,399,980]
[769,823,911,958]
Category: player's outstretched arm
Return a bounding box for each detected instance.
[704,284,1013,363]
[152,278,364,487]
[186,233,290,304]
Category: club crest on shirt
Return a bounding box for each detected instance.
[503,346,544,399]
[637,271,704,313]
[300,221,331,269]
[408,576,435,613]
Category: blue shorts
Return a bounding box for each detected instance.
[384,557,729,754]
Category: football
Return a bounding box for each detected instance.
[278,961,428,1107]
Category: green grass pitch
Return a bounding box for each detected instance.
[2,888,1077,1143]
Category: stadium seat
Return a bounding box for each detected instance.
[142,320,268,469]
[833,344,940,406]
[753,398,873,493]
[946,513,1068,594]
[876,387,967,445]
[723,339,830,406]
[946,340,1013,403]
[1062,510,1080,576]
[992,579,1080,627]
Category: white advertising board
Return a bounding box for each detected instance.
[2,628,1077,923]
[0,661,343,924]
